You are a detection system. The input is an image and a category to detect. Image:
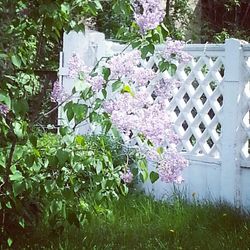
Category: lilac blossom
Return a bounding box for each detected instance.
[106,50,141,79]
[68,53,90,79]
[51,80,68,103]
[154,77,181,100]
[120,169,133,183]
[103,84,185,183]
[104,90,177,147]
[157,146,188,183]
[162,38,192,64]
[132,0,166,33]
[132,67,156,86]
[0,103,9,116]
[88,75,104,92]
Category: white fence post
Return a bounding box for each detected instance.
[58,30,105,130]
[60,30,105,94]
[220,39,244,207]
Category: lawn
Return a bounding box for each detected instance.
[14,193,250,250]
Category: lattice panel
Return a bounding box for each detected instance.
[241,56,250,165]
[170,55,224,157]
[139,52,225,158]
[138,51,224,158]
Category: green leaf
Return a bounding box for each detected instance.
[121,85,134,96]
[13,99,29,116]
[94,0,103,10]
[120,184,129,195]
[59,126,69,136]
[75,135,85,146]
[94,98,103,110]
[150,171,159,183]
[102,67,110,81]
[158,61,169,72]
[13,121,27,138]
[11,55,22,68]
[90,111,102,123]
[138,159,147,170]
[19,218,25,228]
[7,238,13,247]
[6,202,12,209]
[0,53,7,59]
[169,63,177,76]
[141,44,155,59]
[96,160,103,174]
[112,80,123,92]
[74,79,91,92]
[0,93,10,106]
[157,147,164,154]
[103,120,112,134]
[13,181,26,197]
[139,171,148,182]
[56,150,69,166]
[61,3,69,14]
[10,171,24,182]
[88,2,99,15]
[131,167,139,176]
[32,162,42,172]
[102,89,107,98]
[131,40,141,49]
[66,106,74,122]
[73,103,88,123]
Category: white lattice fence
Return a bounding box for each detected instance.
[60,31,250,208]
[241,49,250,167]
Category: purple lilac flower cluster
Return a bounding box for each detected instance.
[0,103,9,116]
[154,77,181,100]
[107,50,155,86]
[132,67,156,86]
[51,80,68,103]
[68,53,91,79]
[107,50,141,79]
[120,169,133,183]
[104,90,177,146]
[103,45,191,183]
[157,146,188,183]
[162,38,192,64]
[104,90,188,183]
[132,0,166,33]
[147,146,188,184]
[68,54,104,92]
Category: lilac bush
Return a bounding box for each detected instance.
[54,1,192,186]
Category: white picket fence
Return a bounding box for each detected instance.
[59,30,250,208]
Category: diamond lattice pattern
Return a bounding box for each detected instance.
[144,52,225,158]
[241,55,250,164]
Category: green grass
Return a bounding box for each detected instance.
[12,193,250,249]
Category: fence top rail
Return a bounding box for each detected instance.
[106,40,248,52]
[242,44,250,52]
[183,44,225,52]
[150,43,225,52]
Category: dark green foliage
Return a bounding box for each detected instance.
[0,133,138,248]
